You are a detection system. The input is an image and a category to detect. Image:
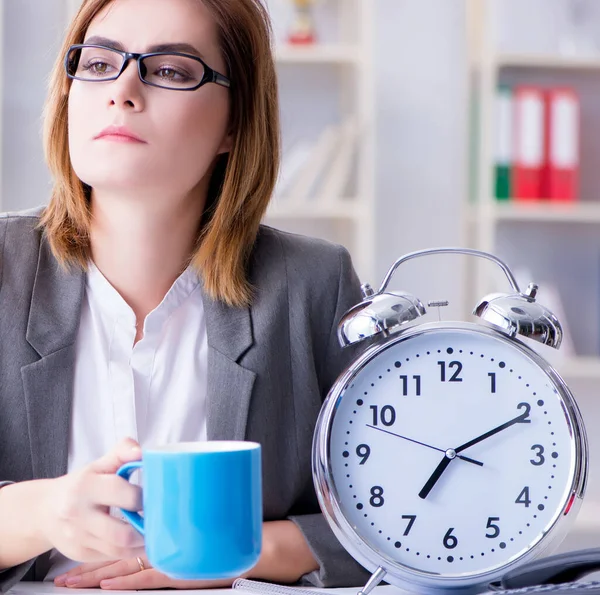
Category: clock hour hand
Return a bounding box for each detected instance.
[366,425,483,466]
[418,454,453,499]
[455,410,529,454]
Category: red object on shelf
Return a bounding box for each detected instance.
[513,86,546,201]
[543,88,580,202]
[287,32,316,44]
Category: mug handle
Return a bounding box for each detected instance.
[116,462,145,535]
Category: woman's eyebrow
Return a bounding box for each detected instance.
[83,35,206,58]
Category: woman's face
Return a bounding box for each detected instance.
[68,0,232,201]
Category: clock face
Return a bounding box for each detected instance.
[327,326,581,580]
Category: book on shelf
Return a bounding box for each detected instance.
[273,139,315,201]
[513,86,546,201]
[272,116,358,208]
[542,88,580,202]
[318,116,359,203]
[492,85,580,203]
[494,85,513,201]
[283,123,340,203]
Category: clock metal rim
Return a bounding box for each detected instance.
[312,321,588,595]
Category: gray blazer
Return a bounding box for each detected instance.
[0,208,370,593]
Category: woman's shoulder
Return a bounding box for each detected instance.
[0,206,44,251]
[255,224,351,278]
[0,206,45,298]
[0,206,45,232]
[252,225,361,315]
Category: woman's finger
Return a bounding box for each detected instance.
[100,569,169,590]
[91,440,142,475]
[54,561,117,586]
[84,474,142,512]
[84,509,145,554]
[65,557,146,589]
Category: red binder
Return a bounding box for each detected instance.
[543,88,579,202]
[513,87,545,201]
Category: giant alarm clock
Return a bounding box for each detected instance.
[312,248,587,595]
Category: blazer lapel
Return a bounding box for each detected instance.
[22,237,85,480]
[21,239,253,467]
[202,290,256,441]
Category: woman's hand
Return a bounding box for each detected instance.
[55,520,319,589]
[39,438,146,564]
[54,556,235,590]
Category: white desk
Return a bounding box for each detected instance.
[8,582,403,595]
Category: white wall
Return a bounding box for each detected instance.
[2,0,67,212]
[373,0,470,320]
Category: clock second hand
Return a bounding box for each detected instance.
[365,424,483,466]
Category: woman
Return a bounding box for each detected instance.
[0,0,369,591]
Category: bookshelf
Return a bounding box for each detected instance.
[266,0,376,283]
[275,43,361,64]
[467,0,600,382]
[473,202,600,224]
[497,53,600,70]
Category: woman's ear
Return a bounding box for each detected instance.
[217,131,234,155]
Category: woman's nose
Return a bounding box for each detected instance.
[108,59,145,110]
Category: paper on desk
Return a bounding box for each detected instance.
[8,582,236,595]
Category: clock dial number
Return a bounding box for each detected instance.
[517,402,532,423]
[356,444,371,465]
[530,444,545,466]
[401,514,416,536]
[369,486,385,507]
[443,527,458,549]
[370,405,396,427]
[516,486,531,507]
[485,516,501,538]
[399,374,422,396]
[438,361,463,382]
[488,372,496,393]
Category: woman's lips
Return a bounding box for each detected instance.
[95,126,146,143]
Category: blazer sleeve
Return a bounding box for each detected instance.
[0,482,37,593]
[0,218,39,592]
[288,245,371,588]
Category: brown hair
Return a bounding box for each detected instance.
[41,0,280,307]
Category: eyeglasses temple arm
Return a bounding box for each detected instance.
[213,72,231,88]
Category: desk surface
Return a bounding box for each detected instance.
[8,582,402,595]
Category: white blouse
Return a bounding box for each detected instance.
[45,262,209,580]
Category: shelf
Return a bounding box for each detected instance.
[265,199,366,220]
[475,202,600,224]
[275,43,361,64]
[496,53,600,70]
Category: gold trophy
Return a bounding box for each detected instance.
[288,0,317,45]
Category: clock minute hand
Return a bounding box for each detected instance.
[455,411,529,454]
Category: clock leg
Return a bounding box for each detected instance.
[357,566,387,595]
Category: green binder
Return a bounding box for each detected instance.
[494,85,512,201]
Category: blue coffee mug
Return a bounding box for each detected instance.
[117,441,262,580]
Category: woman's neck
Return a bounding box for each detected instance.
[88,192,205,325]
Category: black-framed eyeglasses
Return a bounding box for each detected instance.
[65,44,231,91]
